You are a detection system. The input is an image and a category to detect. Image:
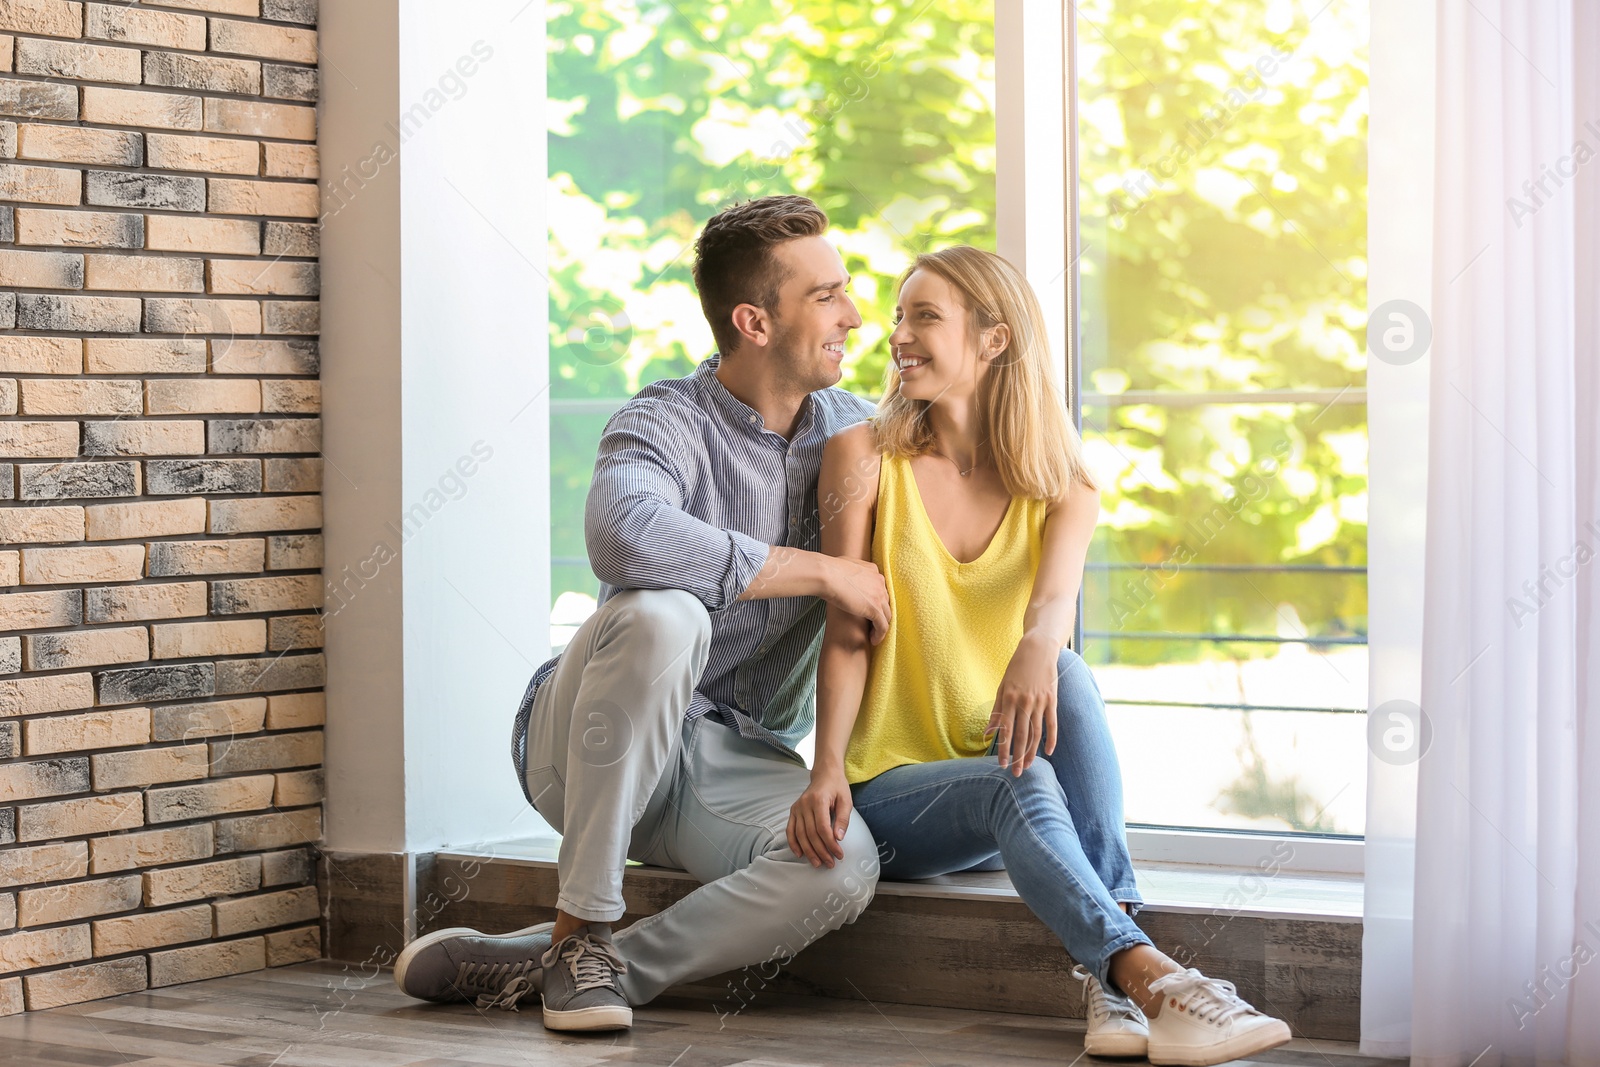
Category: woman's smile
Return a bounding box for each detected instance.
[894,351,930,372]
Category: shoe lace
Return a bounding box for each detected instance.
[1147,968,1258,1026]
[1070,964,1143,1024]
[455,959,540,1012]
[555,935,628,995]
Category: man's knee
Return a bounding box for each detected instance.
[785,819,880,944]
[610,587,710,629]
[604,589,712,675]
[821,820,880,926]
[834,819,880,922]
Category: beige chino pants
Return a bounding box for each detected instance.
[521,588,880,1005]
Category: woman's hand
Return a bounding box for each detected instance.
[986,632,1061,776]
[787,766,854,868]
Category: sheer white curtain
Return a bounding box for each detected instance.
[1384,1,1600,1063]
[1360,0,1434,1055]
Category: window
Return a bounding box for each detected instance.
[543,0,1369,843]
[1074,0,1370,837]
[546,0,997,651]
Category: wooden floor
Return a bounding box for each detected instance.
[0,966,1401,1067]
[0,961,1397,1067]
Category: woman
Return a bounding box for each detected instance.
[785,247,1291,1066]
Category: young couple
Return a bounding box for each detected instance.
[394,195,1291,1065]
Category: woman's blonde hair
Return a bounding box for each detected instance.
[873,246,1096,500]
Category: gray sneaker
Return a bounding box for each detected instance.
[540,924,632,1031]
[392,922,553,1009]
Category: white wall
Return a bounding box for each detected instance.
[321,0,550,855]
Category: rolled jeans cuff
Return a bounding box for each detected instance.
[1109,886,1145,917]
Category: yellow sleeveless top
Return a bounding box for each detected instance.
[843,451,1048,784]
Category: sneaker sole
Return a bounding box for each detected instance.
[1084,1031,1149,1057]
[543,1002,633,1031]
[1148,1019,1293,1067]
[392,922,555,1001]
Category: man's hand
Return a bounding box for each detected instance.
[742,547,889,640]
[823,555,890,644]
[787,766,854,868]
[986,632,1060,776]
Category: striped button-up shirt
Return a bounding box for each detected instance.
[513,355,874,786]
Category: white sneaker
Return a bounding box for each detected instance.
[1070,964,1149,1057]
[1145,968,1292,1066]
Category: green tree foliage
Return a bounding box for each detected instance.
[1076,0,1369,666]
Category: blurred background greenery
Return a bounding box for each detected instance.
[545,0,1369,834]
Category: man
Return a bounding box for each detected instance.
[394,195,888,1029]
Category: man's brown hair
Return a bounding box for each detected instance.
[692,195,829,357]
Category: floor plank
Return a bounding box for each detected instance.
[0,962,1398,1067]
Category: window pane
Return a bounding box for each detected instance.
[1105,701,1367,833]
[548,0,997,642]
[1075,0,1370,835]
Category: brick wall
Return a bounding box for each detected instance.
[0,0,322,1014]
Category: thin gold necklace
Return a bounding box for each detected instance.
[930,448,978,477]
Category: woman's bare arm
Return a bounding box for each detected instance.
[812,423,883,773]
[787,421,882,868]
[1024,477,1101,646]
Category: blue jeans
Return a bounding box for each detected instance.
[849,647,1150,987]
